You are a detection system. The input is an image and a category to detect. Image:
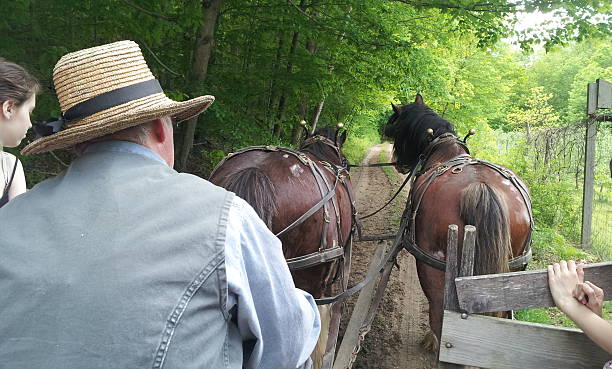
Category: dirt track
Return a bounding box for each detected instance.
[339,143,437,369]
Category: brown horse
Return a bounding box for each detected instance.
[384,94,533,350]
[208,127,354,299]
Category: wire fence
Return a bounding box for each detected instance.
[496,121,611,260]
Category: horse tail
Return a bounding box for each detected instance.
[459,182,512,276]
[221,167,278,229]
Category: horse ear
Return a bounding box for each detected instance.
[339,130,347,146]
[391,103,400,114]
[415,94,424,105]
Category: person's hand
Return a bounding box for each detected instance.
[548,260,584,313]
[573,282,604,317]
[572,264,604,317]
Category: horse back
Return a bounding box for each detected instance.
[414,162,531,262]
[209,148,354,297]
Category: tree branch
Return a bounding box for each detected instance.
[140,41,183,77]
[118,0,177,22]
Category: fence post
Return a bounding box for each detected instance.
[581,118,596,247]
[438,225,462,369]
[459,226,476,278]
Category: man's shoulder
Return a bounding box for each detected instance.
[174,171,234,195]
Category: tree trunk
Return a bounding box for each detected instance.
[273,29,300,138]
[292,100,308,146]
[267,35,285,123]
[177,0,222,171]
[311,99,325,134]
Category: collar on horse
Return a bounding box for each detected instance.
[401,134,533,272]
[300,135,345,167]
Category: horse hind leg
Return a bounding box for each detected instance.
[310,304,331,369]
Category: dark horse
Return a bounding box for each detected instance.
[385,95,533,349]
[209,127,354,299]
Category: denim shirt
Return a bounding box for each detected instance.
[0,140,320,369]
[86,141,321,368]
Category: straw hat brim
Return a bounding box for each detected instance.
[21,93,214,155]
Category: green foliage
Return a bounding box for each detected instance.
[343,136,374,166]
[529,179,581,236]
[530,226,595,268]
[5,0,609,182]
[507,86,559,131]
[528,39,612,124]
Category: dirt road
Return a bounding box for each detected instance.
[340,143,437,369]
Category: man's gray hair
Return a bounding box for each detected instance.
[74,116,171,153]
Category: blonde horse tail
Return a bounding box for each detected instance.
[459,182,512,276]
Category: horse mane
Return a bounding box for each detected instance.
[300,126,341,162]
[391,103,456,169]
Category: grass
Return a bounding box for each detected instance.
[343,135,378,166]
[591,198,612,260]
[378,145,406,227]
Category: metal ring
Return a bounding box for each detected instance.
[451,167,463,174]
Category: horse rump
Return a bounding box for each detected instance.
[216,167,278,229]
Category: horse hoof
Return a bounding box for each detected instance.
[421,329,439,352]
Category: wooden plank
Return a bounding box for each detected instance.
[455,262,612,313]
[597,78,612,109]
[581,119,597,247]
[459,225,475,278]
[439,310,609,369]
[332,243,386,369]
[443,224,460,311]
[439,225,462,369]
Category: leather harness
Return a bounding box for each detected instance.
[402,133,533,272]
[213,137,356,272]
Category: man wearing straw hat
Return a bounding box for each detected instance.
[0,41,319,369]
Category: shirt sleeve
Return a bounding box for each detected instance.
[224,196,321,369]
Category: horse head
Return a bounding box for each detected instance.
[300,126,348,168]
[384,94,455,172]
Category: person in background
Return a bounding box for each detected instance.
[0,41,319,369]
[0,58,38,207]
[548,260,612,358]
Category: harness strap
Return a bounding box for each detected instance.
[286,246,345,270]
[315,210,409,305]
[358,170,412,221]
[308,160,331,251]
[276,174,338,238]
[405,151,533,272]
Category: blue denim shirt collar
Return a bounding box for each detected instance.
[83,140,166,165]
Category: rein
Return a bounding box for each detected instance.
[312,135,480,305]
[348,162,397,168]
[355,134,459,224]
[356,170,410,223]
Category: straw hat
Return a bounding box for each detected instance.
[22,40,214,154]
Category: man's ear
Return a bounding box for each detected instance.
[151,117,170,143]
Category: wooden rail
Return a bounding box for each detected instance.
[455,261,612,313]
[438,224,611,369]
